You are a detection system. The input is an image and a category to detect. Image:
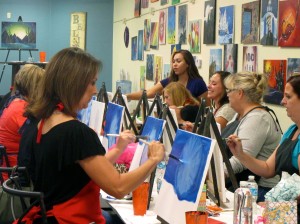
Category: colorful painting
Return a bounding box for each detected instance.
[224,44,238,73]
[146,54,154,81]
[168,6,176,44]
[203,0,216,44]
[140,65,146,89]
[103,102,125,151]
[241,1,260,44]
[155,129,215,224]
[1,21,36,49]
[138,30,144,60]
[209,49,222,78]
[242,46,257,72]
[178,4,187,45]
[144,19,151,51]
[161,0,168,6]
[159,10,167,45]
[218,5,234,44]
[172,0,180,5]
[260,0,278,46]
[163,64,170,80]
[287,58,300,80]
[171,44,181,55]
[131,36,138,61]
[188,20,201,53]
[263,60,287,105]
[150,22,159,49]
[154,56,163,84]
[141,0,149,8]
[134,0,141,17]
[278,0,300,47]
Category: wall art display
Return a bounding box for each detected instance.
[146,54,154,81]
[1,21,36,49]
[161,0,168,6]
[188,20,201,53]
[171,44,181,55]
[260,0,278,46]
[168,6,176,44]
[70,12,86,50]
[144,19,151,51]
[134,0,141,17]
[159,10,167,45]
[178,4,187,45]
[151,0,159,2]
[209,49,222,78]
[263,60,287,105]
[287,58,300,80]
[163,64,170,80]
[172,0,180,5]
[154,56,163,84]
[155,129,215,224]
[131,36,138,61]
[140,65,146,89]
[142,0,149,8]
[218,5,234,44]
[138,30,144,60]
[241,1,260,44]
[242,46,257,72]
[203,0,216,44]
[224,44,238,73]
[150,22,159,49]
[278,0,300,47]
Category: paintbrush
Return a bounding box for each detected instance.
[169,154,183,163]
[223,138,249,142]
[106,134,149,140]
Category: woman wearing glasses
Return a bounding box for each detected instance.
[227,74,300,208]
[222,72,281,202]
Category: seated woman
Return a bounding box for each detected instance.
[222,72,282,202]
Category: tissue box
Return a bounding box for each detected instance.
[264,200,297,224]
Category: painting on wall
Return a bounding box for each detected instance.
[260,0,278,46]
[155,129,215,224]
[146,54,154,81]
[159,10,167,45]
[203,0,216,44]
[144,19,151,51]
[70,12,86,50]
[171,44,181,55]
[161,0,168,6]
[287,58,300,80]
[241,1,260,44]
[154,56,163,84]
[134,0,141,17]
[263,60,287,105]
[1,21,37,49]
[168,6,176,44]
[141,0,149,8]
[140,65,146,89]
[150,22,159,49]
[278,0,300,47]
[224,44,238,73]
[242,46,257,72]
[178,4,187,45]
[163,64,170,80]
[172,0,180,5]
[131,36,138,61]
[209,49,222,78]
[218,5,234,44]
[138,30,144,60]
[188,20,201,53]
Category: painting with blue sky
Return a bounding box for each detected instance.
[218,5,234,44]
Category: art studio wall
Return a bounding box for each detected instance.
[112,0,300,132]
[0,0,113,95]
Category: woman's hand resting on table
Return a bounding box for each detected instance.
[147,141,165,163]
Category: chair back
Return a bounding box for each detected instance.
[0,145,11,184]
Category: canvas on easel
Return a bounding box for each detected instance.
[155,129,215,224]
[88,100,105,138]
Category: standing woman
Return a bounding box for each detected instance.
[18,47,165,223]
[126,50,208,103]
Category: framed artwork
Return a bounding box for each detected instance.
[163,64,170,80]
[161,0,169,6]
[241,1,260,44]
[155,129,215,224]
[159,10,167,45]
[263,60,287,105]
[203,0,216,44]
[172,0,180,5]
[146,54,154,81]
[178,4,188,45]
[70,12,86,50]
[141,0,149,8]
[150,22,159,49]
[260,0,278,46]
[138,30,144,60]
[188,20,201,53]
[209,49,222,78]
[278,0,300,47]
[134,0,141,17]
[218,5,234,44]
[144,19,151,51]
[168,6,176,44]
[154,56,163,84]
[224,44,238,73]
[151,0,159,2]
[131,36,138,60]
[242,46,257,72]
[1,21,36,49]
[171,44,181,55]
[287,58,300,80]
[140,65,146,89]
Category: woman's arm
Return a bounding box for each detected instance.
[126,82,164,100]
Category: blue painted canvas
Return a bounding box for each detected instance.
[218,5,234,44]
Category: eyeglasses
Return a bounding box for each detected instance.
[226,88,238,93]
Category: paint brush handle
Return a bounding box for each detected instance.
[223,137,249,141]
[107,134,148,140]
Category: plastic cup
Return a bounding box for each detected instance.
[132,182,149,216]
[185,211,208,224]
[39,51,46,62]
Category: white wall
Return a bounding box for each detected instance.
[112,0,296,132]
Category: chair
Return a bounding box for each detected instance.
[0,144,11,184]
[2,175,47,224]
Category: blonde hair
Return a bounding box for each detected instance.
[224,72,267,103]
[163,82,199,106]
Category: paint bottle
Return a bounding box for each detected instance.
[156,161,166,193]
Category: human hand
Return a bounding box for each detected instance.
[226,135,244,159]
[147,141,165,163]
[116,130,135,151]
[182,121,194,132]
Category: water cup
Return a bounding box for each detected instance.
[132,182,149,216]
[39,51,46,62]
[185,211,208,224]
